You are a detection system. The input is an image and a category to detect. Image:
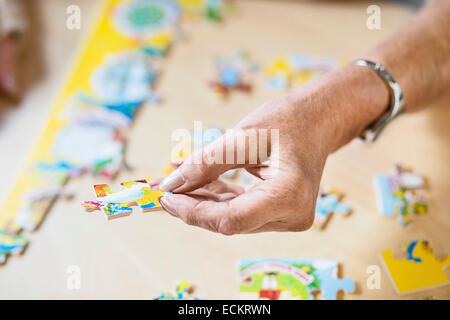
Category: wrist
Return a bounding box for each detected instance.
[313,65,391,152]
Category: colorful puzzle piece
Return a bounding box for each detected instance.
[157,279,199,300]
[209,51,258,98]
[374,165,427,226]
[82,179,167,220]
[238,259,355,300]
[265,54,340,90]
[380,240,450,295]
[313,188,351,229]
[419,296,436,300]
[0,231,28,265]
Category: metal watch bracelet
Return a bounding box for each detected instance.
[352,59,406,142]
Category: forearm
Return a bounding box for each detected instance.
[288,65,389,153]
[363,0,450,112]
[288,0,450,153]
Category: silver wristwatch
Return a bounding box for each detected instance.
[352,59,406,142]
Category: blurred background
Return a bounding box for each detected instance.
[0,0,448,299]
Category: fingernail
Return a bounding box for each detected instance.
[159,196,177,216]
[159,169,185,192]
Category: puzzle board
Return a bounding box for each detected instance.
[0,0,227,259]
[0,0,141,233]
[380,240,450,295]
[239,259,354,300]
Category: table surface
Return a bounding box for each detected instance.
[0,0,449,299]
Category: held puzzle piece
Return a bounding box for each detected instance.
[380,240,450,295]
[374,165,427,226]
[82,179,167,220]
[0,231,28,265]
[157,280,199,300]
[238,259,355,300]
[313,188,351,229]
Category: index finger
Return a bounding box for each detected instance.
[159,181,279,235]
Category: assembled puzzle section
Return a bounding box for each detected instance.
[0,231,28,265]
[313,187,351,229]
[156,280,199,300]
[82,179,167,220]
[238,259,355,300]
[0,0,232,264]
[374,164,427,226]
[380,240,450,295]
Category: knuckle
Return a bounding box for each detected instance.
[184,211,198,226]
[288,181,315,211]
[301,211,315,230]
[289,206,315,232]
[217,214,240,236]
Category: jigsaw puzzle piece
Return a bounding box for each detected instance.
[0,231,28,264]
[374,166,428,226]
[238,259,354,300]
[209,51,257,98]
[15,185,74,232]
[238,259,316,300]
[157,280,199,300]
[264,54,339,90]
[315,261,355,300]
[380,240,450,295]
[374,175,403,217]
[83,179,166,220]
[314,191,351,229]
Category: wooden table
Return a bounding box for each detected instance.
[0,0,448,299]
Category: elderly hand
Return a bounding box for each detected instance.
[153,65,389,234]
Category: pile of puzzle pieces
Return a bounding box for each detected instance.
[374,164,427,226]
[82,179,168,220]
[157,280,199,300]
[264,54,340,90]
[314,188,351,229]
[209,51,258,98]
[238,259,355,300]
[380,240,450,295]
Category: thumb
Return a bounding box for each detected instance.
[159,133,240,193]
